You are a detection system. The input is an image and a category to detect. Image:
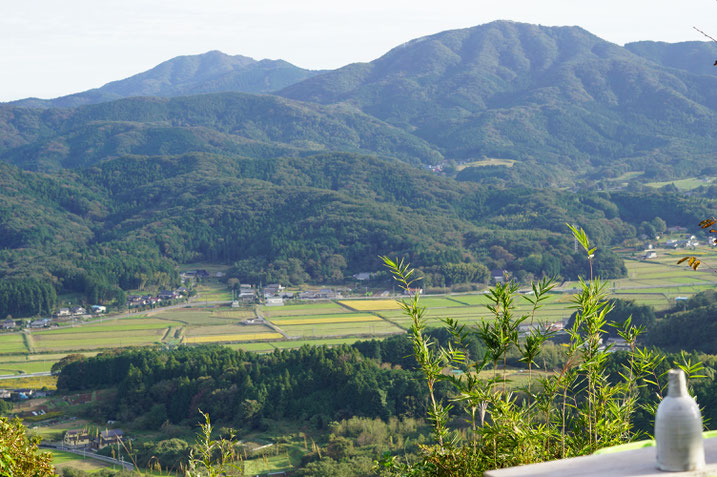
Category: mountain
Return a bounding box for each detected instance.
[0,93,442,170]
[2,21,717,315]
[280,21,717,180]
[625,40,717,77]
[9,51,321,109]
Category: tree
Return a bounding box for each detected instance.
[51,354,86,375]
[0,417,54,477]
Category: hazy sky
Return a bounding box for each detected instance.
[1,0,715,101]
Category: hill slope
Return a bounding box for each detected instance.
[0,93,442,170]
[280,21,717,180]
[625,40,717,77]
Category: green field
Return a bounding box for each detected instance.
[228,337,365,353]
[456,158,516,170]
[154,307,253,325]
[0,334,28,354]
[184,324,273,337]
[280,320,402,337]
[49,449,117,474]
[645,176,715,191]
[31,328,168,352]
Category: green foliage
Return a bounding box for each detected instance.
[648,291,717,353]
[185,411,242,476]
[0,417,54,477]
[377,227,682,475]
[57,344,427,426]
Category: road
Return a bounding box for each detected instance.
[0,371,52,380]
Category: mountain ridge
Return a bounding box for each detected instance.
[8,50,322,109]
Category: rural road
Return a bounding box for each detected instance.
[0,371,52,380]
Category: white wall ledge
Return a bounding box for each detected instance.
[484,438,717,477]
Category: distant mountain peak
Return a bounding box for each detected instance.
[7,50,319,109]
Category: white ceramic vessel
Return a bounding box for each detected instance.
[654,369,705,471]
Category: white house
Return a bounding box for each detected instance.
[266,297,284,306]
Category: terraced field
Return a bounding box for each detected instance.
[0,244,713,378]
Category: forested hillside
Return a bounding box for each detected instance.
[1,146,714,316]
[1,21,717,316]
[0,93,442,170]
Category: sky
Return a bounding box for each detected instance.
[1,0,715,102]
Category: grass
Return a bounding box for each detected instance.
[227,342,277,352]
[243,452,292,475]
[0,360,53,374]
[49,449,115,473]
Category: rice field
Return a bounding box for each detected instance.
[153,308,252,325]
[228,337,365,353]
[260,302,349,317]
[184,332,283,344]
[280,320,402,338]
[184,324,273,337]
[0,334,28,354]
[271,315,383,325]
[26,318,179,352]
[338,299,402,311]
